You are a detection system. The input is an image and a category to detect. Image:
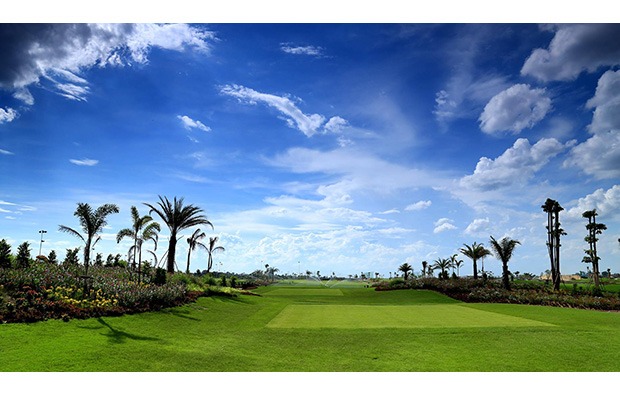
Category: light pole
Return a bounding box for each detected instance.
[38,230,47,256]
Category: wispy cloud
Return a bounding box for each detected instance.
[0,148,14,155]
[220,84,345,138]
[69,158,99,166]
[405,200,432,211]
[177,115,211,132]
[280,43,324,57]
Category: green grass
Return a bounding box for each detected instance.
[1,283,619,371]
[264,288,343,296]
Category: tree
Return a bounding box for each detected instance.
[398,262,412,280]
[116,206,160,273]
[48,250,58,265]
[421,261,428,277]
[16,241,31,268]
[459,242,491,280]
[94,253,104,266]
[63,247,81,266]
[582,209,606,288]
[144,196,213,273]
[451,255,464,277]
[489,236,521,290]
[186,228,207,274]
[0,239,11,268]
[542,198,566,291]
[433,258,453,280]
[59,202,119,275]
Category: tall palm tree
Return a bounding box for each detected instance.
[433,258,453,280]
[451,254,464,277]
[489,235,521,290]
[59,202,119,275]
[117,206,160,276]
[398,262,413,280]
[205,236,225,273]
[144,196,213,273]
[186,228,207,274]
[459,242,491,280]
[421,261,428,277]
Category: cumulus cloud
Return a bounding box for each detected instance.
[521,24,620,81]
[0,149,14,155]
[564,131,620,179]
[177,115,211,132]
[220,84,346,138]
[479,84,552,134]
[564,185,620,221]
[433,218,457,233]
[459,138,567,191]
[405,200,432,211]
[585,70,620,134]
[464,218,490,235]
[0,24,215,101]
[69,158,99,166]
[564,71,620,179]
[0,107,18,124]
[280,43,324,57]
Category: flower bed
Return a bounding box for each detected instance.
[375,277,620,311]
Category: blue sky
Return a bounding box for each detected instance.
[1,23,619,277]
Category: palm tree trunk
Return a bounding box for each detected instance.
[207,254,212,273]
[186,249,192,274]
[502,262,510,290]
[84,238,91,275]
[167,233,177,273]
[138,244,143,283]
[473,258,478,280]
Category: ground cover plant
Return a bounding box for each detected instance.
[0,283,619,371]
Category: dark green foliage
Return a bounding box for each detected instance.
[220,274,227,287]
[582,209,606,287]
[0,239,11,268]
[47,250,58,265]
[153,268,167,285]
[203,275,217,286]
[15,242,31,268]
[63,247,80,266]
[230,275,237,288]
[94,253,104,266]
[398,263,412,280]
[489,236,521,290]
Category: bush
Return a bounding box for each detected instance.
[220,274,227,287]
[153,268,167,285]
[203,275,217,286]
[230,276,237,288]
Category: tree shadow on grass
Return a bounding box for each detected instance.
[159,309,201,321]
[95,318,160,344]
[211,295,254,305]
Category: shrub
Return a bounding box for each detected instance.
[230,276,237,288]
[153,268,167,285]
[220,274,227,287]
[203,275,217,286]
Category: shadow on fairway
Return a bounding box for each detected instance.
[211,295,254,305]
[96,318,160,344]
[160,309,201,321]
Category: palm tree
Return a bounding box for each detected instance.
[421,261,428,277]
[59,202,119,275]
[186,228,207,274]
[117,206,160,281]
[201,236,224,273]
[459,242,491,280]
[398,262,413,280]
[489,236,521,290]
[451,254,464,277]
[144,196,213,273]
[433,258,453,280]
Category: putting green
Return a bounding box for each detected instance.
[266,304,553,329]
[266,288,344,296]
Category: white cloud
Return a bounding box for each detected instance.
[280,44,324,57]
[0,149,14,155]
[0,107,18,124]
[564,185,620,222]
[379,209,400,215]
[5,216,16,220]
[479,84,552,134]
[405,200,432,211]
[324,116,348,134]
[0,208,11,213]
[0,200,17,205]
[69,158,99,166]
[564,131,620,179]
[177,115,211,132]
[585,70,620,134]
[521,24,620,81]
[0,24,216,101]
[563,71,620,179]
[433,218,457,233]
[459,138,567,191]
[464,218,490,235]
[220,84,327,137]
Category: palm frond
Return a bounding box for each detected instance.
[58,225,85,243]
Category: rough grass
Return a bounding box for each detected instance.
[265,288,343,296]
[0,284,619,371]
